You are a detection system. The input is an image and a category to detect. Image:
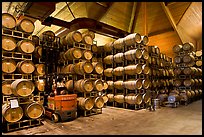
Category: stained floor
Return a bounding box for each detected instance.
[3,99,202,135]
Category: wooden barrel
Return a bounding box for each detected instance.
[17,60,35,74]
[94,97,104,108]
[33,46,42,59]
[11,79,35,97]
[82,30,95,39]
[29,35,40,46]
[183,67,195,75]
[155,46,160,54]
[141,35,149,45]
[82,34,93,45]
[2,36,17,51]
[34,64,45,75]
[142,79,151,89]
[197,68,202,76]
[189,90,195,98]
[142,64,150,74]
[174,56,182,64]
[195,50,202,57]
[183,54,195,63]
[124,33,141,46]
[142,91,151,104]
[124,64,142,75]
[107,81,114,90]
[173,44,183,53]
[93,79,104,92]
[92,62,103,74]
[104,68,113,77]
[75,79,93,93]
[104,42,113,52]
[125,94,142,105]
[103,80,108,90]
[194,90,199,97]
[74,61,93,75]
[17,40,35,54]
[183,42,195,52]
[114,81,124,90]
[64,48,82,60]
[148,46,155,53]
[35,79,45,92]
[82,50,93,60]
[198,89,202,96]
[78,97,94,110]
[198,79,202,86]
[2,58,16,73]
[65,80,74,91]
[24,102,44,119]
[124,79,142,90]
[151,57,156,65]
[157,94,168,104]
[17,18,35,34]
[183,79,195,87]
[65,31,82,45]
[113,67,124,76]
[173,79,182,87]
[62,64,75,74]
[180,90,191,101]
[104,55,113,64]
[114,53,124,63]
[2,104,23,123]
[2,81,13,95]
[91,44,98,53]
[40,30,55,42]
[102,94,109,103]
[107,94,114,102]
[2,13,16,29]
[124,49,142,60]
[113,38,124,49]
[196,60,202,67]
[174,68,182,75]
[194,79,199,86]
[114,94,124,103]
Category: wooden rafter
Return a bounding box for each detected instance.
[176,2,192,25]
[160,2,183,44]
[142,2,147,35]
[131,2,142,33]
[128,2,137,33]
[148,27,174,37]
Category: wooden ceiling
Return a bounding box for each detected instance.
[2,2,202,57]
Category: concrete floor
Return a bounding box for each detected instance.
[3,99,202,135]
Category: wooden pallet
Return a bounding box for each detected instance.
[2,51,32,60]
[125,103,146,110]
[2,28,31,39]
[3,95,35,104]
[78,108,102,117]
[2,73,32,80]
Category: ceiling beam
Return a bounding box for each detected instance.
[165,2,176,6]
[160,2,183,44]
[128,2,137,33]
[131,2,142,33]
[148,27,174,37]
[176,2,192,25]
[142,2,147,35]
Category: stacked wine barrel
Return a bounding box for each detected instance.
[59,30,107,116]
[2,13,44,132]
[171,43,202,105]
[102,33,152,109]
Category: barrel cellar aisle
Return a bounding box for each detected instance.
[2,2,202,135]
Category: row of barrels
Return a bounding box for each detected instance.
[2,101,44,123]
[60,61,103,75]
[65,79,108,92]
[59,48,93,61]
[77,95,108,111]
[103,49,149,64]
[174,54,196,64]
[107,93,151,105]
[173,79,202,87]
[149,57,173,68]
[2,13,35,34]
[173,43,195,53]
[152,68,174,77]
[174,67,202,76]
[2,36,35,53]
[2,59,45,75]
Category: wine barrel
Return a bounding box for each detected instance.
[2,36,17,51]
[113,38,124,50]
[104,42,113,52]
[107,81,114,90]
[2,104,23,123]
[91,44,98,53]
[77,97,94,111]
[34,64,45,75]
[114,53,124,63]
[17,40,35,54]
[189,90,195,98]
[142,79,151,89]
[24,102,44,119]
[113,67,124,76]
[157,94,168,104]
[142,49,149,60]
[35,79,45,92]
[65,31,82,45]
[74,79,93,93]
[173,44,183,53]
[173,79,182,87]
[17,60,35,74]
[194,90,199,97]
[124,33,141,46]
[183,67,195,75]
[40,30,55,42]
[174,68,182,75]
[82,30,95,39]
[2,58,16,73]
[124,64,142,75]
[2,81,13,95]
[82,50,93,60]
[33,46,42,59]
[194,79,199,86]
[125,94,143,105]
[141,35,149,45]
[103,81,108,90]
[74,61,93,75]
[107,94,114,102]
[64,64,75,74]
[142,91,151,104]
[114,94,124,103]
[114,81,124,90]
[93,79,104,92]
[142,64,150,74]
[94,97,104,108]
[64,48,82,60]
[124,79,142,90]
[124,49,142,60]
[104,55,113,65]
[11,79,35,97]
[82,34,93,45]
[183,79,195,87]
[65,80,74,91]
[183,42,195,52]
[2,13,16,29]
[174,56,182,64]
[102,94,109,103]
[155,46,160,54]
[92,62,103,74]
[198,79,202,86]
[196,60,202,67]
[183,54,195,63]
[179,90,191,101]
[104,68,113,77]
[29,35,40,46]
[17,18,35,34]
[151,57,156,65]
[148,46,155,53]
[195,50,202,57]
